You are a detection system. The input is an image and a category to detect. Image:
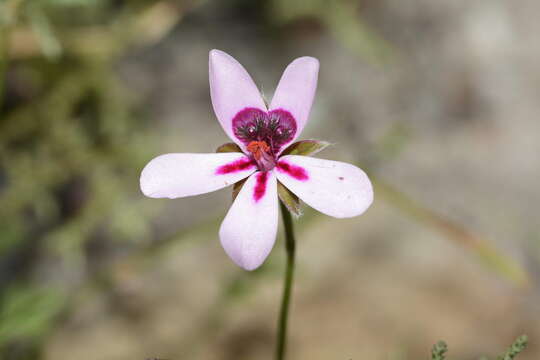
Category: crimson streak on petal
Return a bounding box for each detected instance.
[253,172,268,202]
[276,160,309,181]
[216,158,255,175]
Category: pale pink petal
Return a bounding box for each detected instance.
[209,49,267,149]
[270,56,319,151]
[276,155,373,218]
[219,170,278,270]
[140,153,256,199]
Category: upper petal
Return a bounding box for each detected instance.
[276,155,373,218]
[270,56,319,151]
[209,49,267,149]
[219,170,278,270]
[140,153,256,199]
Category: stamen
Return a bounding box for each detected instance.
[247,141,270,160]
[246,140,275,172]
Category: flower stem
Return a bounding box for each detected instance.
[276,201,296,360]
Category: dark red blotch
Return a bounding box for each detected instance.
[253,172,268,202]
[276,161,309,181]
[232,107,297,155]
[216,158,255,175]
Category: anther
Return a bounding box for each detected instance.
[247,140,275,171]
[247,141,270,160]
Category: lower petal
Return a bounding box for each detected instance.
[219,171,278,270]
[140,153,256,199]
[276,155,373,218]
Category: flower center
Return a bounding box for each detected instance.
[247,140,275,171]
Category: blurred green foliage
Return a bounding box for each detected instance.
[432,336,528,360]
[1,0,166,357]
[432,341,448,360]
[0,287,66,349]
[497,335,529,360]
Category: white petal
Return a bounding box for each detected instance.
[209,49,267,150]
[140,153,256,199]
[219,171,278,270]
[276,155,373,218]
[270,56,319,150]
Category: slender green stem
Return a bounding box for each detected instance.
[276,201,296,360]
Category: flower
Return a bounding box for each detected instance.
[140,49,373,270]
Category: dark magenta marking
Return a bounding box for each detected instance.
[215,158,255,175]
[253,172,268,202]
[232,107,297,155]
[276,161,309,181]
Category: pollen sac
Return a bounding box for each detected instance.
[232,108,296,155]
[246,141,270,160]
[246,140,275,171]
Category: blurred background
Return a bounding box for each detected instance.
[1,0,539,359]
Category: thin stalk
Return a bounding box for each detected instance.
[371,177,529,287]
[276,201,296,360]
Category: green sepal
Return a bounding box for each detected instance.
[431,341,448,360]
[232,178,247,202]
[216,142,242,153]
[277,181,301,218]
[280,139,331,157]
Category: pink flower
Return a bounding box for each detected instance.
[140,50,373,270]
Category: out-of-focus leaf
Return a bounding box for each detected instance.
[216,142,242,153]
[0,286,66,345]
[9,1,183,59]
[26,3,62,59]
[431,341,448,360]
[0,219,25,255]
[281,139,330,157]
[0,0,22,26]
[132,1,182,46]
[278,181,301,217]
[497,335,528,360]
